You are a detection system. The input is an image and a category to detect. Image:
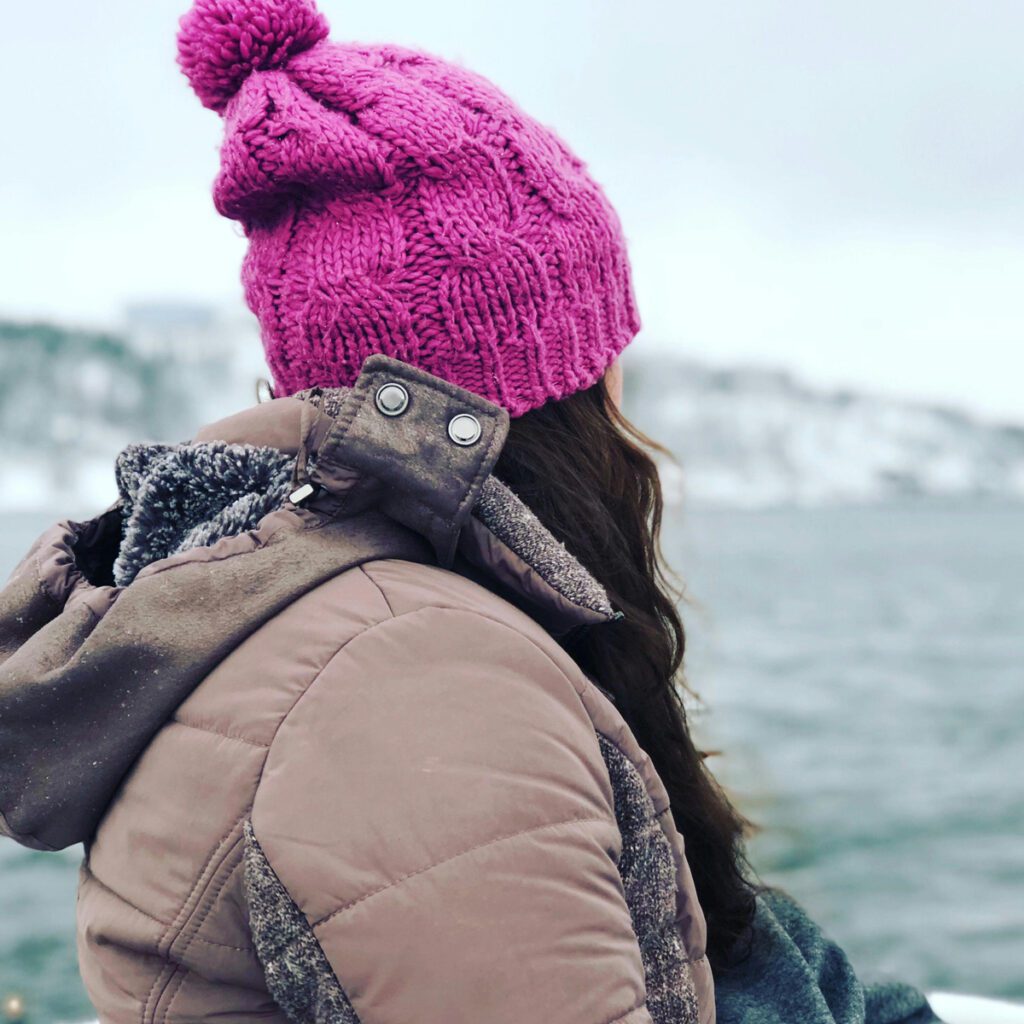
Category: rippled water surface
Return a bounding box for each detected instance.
[1,503,1021,1021]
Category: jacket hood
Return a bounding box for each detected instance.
[0,355,618,851]
[114,367,617,629]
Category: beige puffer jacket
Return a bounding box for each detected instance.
[0,356,713,1024]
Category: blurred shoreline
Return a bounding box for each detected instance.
[3,307,1024,516]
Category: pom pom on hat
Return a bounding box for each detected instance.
[177,0,330,112]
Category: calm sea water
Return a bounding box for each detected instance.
[0,503,1021,1021]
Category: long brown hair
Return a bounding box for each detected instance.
[494,373,756,969]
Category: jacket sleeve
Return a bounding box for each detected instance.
[0,511,121,848]
[246,604,654,1024]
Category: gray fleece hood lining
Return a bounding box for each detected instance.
[113,442,295,588]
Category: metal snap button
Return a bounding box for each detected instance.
[448,413,482,446]
[375,382,409,417]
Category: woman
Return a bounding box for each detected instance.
[0,1,940,1021]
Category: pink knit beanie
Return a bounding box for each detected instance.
[177,0,640,416]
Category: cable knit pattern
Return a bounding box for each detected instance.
[177,0,639,416]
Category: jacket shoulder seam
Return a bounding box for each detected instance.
[436,605,595,705]
[252,604,603,922]
[346,599,594,705]
[357,563,396,617]
[262,604,590,771]
[169,717,271,749]
[254,607,404,795]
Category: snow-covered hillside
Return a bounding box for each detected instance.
[2,313,1022,513]
[0,311,266,515]
[623,356,1024,507]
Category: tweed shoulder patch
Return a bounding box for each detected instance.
[474,474,614,618]
[599,735,700,1024]
[243,822,362,1024]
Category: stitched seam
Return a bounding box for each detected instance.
[78,871,251,989]
[170,834,245,961]
[358,564,395,617]
[163,852,246,1022]
[313,373,368,467]
[156,966,188,1024]
[312,814,606,929]
[603,1003,648,1024]
[428,606,594,704]
[171,839,246,958]
[141,934,176,1019]
[175,933,253,953]
[155,833,245,1023]
[168,718,270,749]
[170,822,241,939]
[256,604,588,799]
[143,820,241,1021]
[250,604,604,936]
[145,963,181,1024]
[253,613,401,795]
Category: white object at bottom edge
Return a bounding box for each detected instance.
[927,992,1024,1024]
[60,993,1024,1024]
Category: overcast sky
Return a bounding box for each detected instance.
[2,0,1021,420]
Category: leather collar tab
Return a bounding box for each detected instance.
[308,355,510,567]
